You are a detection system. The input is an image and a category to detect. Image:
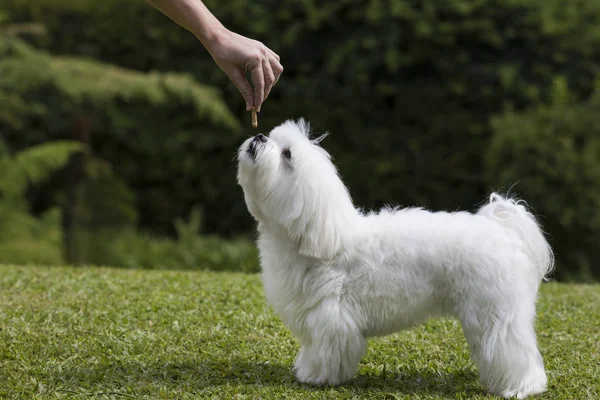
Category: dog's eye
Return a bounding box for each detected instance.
[282,149,292,160]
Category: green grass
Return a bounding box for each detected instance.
[0,265,598,399]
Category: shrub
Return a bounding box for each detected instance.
[0,35,246,237]
[0,132,259,271]
[6,0,600,226]
[0,138,82,265]
[82,208,259,272]
[487,84,600,280]
[0,207,64,265]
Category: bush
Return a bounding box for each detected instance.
[0,35,247,237]
[487,84,600,281]
[0,133,259,270]
[6,0,600,225]
[0,138,82,265]
[0,207,64,265]
[86,231,259,273]
[5,2,600,280]
[81,209,259,272]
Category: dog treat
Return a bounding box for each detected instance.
[252,108,258,128]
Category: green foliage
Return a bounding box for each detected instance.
[82,208,259,272]
[0,38,236,129]
[0,54,236,129]
[0,140,82,202]
[487,88,600,281]
[0,139,81,265]
[3,1,600,279]
[5,0,600,238]
[0,208,63,265]
[0,34,244,236]
[88,230,259,273]
[62,172,141,265]
[1,265,599,399]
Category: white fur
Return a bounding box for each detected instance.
[236,119,554,398]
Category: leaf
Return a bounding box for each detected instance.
[0,140,84,200]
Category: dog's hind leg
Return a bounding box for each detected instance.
[459,296,547,399]
[294,302,366,386]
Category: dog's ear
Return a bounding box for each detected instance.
[295,209,341,260]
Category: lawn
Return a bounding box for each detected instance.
[0,265,598,399]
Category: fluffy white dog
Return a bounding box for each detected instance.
[236,119,554,399]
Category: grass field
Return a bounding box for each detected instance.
[0,265,598,399]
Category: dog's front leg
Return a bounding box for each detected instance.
[293,305,366,386]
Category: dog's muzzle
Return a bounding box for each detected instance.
[247,134,267,160]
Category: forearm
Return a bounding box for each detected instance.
[145,0,225,47]
[147,0,283,112]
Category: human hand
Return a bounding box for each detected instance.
[205,29,283,112]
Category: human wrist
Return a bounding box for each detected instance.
[192,16,228,51]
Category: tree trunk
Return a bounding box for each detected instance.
[62,115,90,265]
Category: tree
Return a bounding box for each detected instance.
[487,83,600,280]
[0,33,245,241]
[6,0,600,235]
[0,138,82,265]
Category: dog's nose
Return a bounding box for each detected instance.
[254,133,267,143]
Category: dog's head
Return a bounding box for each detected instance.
[237,119,355,259]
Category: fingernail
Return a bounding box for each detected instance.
[257,105,261,112]
[246,103,252,111]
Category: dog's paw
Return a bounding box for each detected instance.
[496,367,548,399]
[499,387,547,399]
[293,344,360,386]
[295,366,325,386]
[294,367,345,386]
[294,352,346,386]
[496,378,547,398]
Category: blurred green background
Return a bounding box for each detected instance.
[1,0,599,281]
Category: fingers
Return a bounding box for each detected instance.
[251,51,282,111]
[249,59,265,112]
[262,58,276,103]
[265,48,283,85]
[270,53,283,85]
[236,41,282,112]
[229,68,254,111]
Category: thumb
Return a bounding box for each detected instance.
[229,68,254,111]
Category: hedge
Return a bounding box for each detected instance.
[4,0,600,240]
[0,35,247,236]
[487,84,600,281]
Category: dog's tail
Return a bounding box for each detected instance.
[477,193,554,281]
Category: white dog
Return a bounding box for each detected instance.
[236,119,553,399]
